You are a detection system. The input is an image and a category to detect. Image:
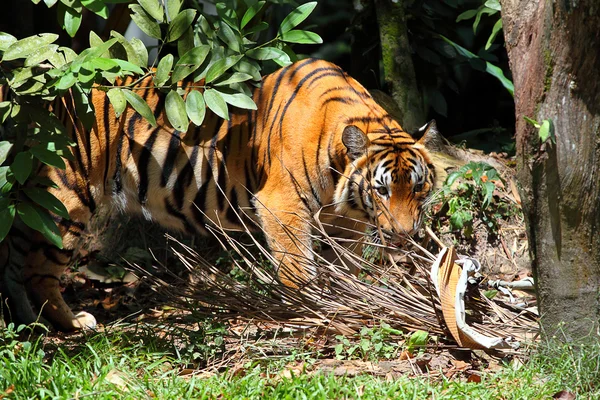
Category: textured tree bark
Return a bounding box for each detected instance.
[374,0,424,131]
[501,0,600,340]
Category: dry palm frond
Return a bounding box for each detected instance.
[138,206,538,353]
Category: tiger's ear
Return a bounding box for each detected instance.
[342,125,369,161]
[415,120,444,151]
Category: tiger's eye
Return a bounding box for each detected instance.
[376,186,388,196]
[413,182,424,193]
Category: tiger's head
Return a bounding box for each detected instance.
[335,121,439,240]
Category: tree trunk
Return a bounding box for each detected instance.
[501,0,600,340]
[374,0,424,131]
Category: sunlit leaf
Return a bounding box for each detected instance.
[166,0,182,20]
[0,141,13,165]
[167,9,196,42]
[185,90,205,126]
[58,2,83,38]
[155,54,174,87]
[279,2,317,34]
[138,0,164,21]
[0,32,17,52]
[205,55,243,83]
[214,72,253,86]
[485,19,503,50]
[171,45,209,82]
[107,88,127,118]
[3,33,59,61]
[279,30,322,44]
[241,1,265,29]
[218,92,257,110]
[130,5,162,39]
[123,89,157,126]
[166,90,189,132]
[204,89,228,120]
[81,0,109,18]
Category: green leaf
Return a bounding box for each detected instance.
[177,27,195,58]
[138,0,164,21]
[17,203,63,249]
[89,57,119,71]
[243,21,269,37]
[279,2,317,34]
[456,9,478,22]
[0,32,17,52]
[130,37,149,68]
[473,7,498,34]
[484,0,502,11]
[167,9,197,43]
[165,90,189,132]
[113,58,144,74]
[3,33,59,61]
[214,72,253,86]
[72,84,95,130]
[539,119,552,143]
[246,47,287,61]
[485,19,503,50]
[24,44,60,67]
[81,0,109,18]
[0,203,15,242]
[155,54,174,87]
[407,330,429,351]
[241,1,265,29]
[185,90,205,126]
[166,0,182,20]
[54,72,77,90]
[58,2,83,38]
[217,21,241,52]
[523,116,540,128]
[0,141,13,165]
[130,6,162,39]
[482,181,495,208]
[216,3,238,31]
[11,151,33,184]
[123,89,157,126]
[439,35,513,96]
[30,144,66,169]
[107,88,127,118]
[171,45,210,82]
[44,0,59,7]
[218,92,257,110]
[204,89,229,120]
[23,188,70,219]
[110,31,144,67]
[205,55,243,84]
[0,102,11,124]
[279,30,322,44]
[234,59,261,81]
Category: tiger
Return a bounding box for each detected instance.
[0,58,438,332]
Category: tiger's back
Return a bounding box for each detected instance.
[1,59,437,331]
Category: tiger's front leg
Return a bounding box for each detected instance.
[253,192,318,288]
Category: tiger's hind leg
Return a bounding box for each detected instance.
[22,229,97,331]
[1,231,39,327]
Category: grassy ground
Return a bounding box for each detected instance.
[1,322,598,399]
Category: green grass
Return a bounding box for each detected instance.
[0,324,599,400]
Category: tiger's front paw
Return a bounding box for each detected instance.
[72,311,97,330]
